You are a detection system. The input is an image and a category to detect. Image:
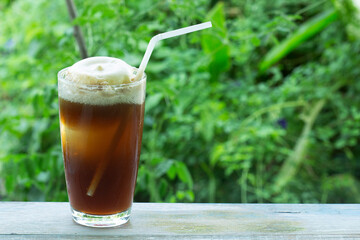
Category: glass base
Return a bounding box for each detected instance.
[71,207,131,228]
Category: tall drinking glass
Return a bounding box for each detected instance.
[58,67,146,227]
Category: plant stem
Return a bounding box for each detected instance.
[200,162,216,202]
[241,165,249,203]
[65,0,88,59]
[273,99,326,191]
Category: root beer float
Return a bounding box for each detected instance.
[58,57,146,225]
[58,22,212,228]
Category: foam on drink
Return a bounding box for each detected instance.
[58,56,146,106]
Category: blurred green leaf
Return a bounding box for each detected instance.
[167,164,177,180]
[259,9,339,72]
[145,93,163,114]
[155,159,174,177]
[202,2,231,80]
[175,161,193,189]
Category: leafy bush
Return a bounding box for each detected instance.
[0,0,359,203]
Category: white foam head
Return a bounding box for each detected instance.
[58,57,146,105]
[68,57,134,85]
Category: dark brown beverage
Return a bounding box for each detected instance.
[59,98,144,215]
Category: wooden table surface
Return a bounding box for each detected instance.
[0,202,359,239]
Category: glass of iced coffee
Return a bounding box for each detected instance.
[58,57,146,227]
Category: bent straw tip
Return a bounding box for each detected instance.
[204,21,212,28]
[87,187,95,196]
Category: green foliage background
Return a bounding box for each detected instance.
[0,0,359,203]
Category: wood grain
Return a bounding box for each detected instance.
[0,202,359,239]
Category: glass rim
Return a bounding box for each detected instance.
[57,67,147,89]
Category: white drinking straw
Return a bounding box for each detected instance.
[134,21,212,82]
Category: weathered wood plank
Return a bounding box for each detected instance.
[0,202,359,239]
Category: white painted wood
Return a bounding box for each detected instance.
[0,202,359,239]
